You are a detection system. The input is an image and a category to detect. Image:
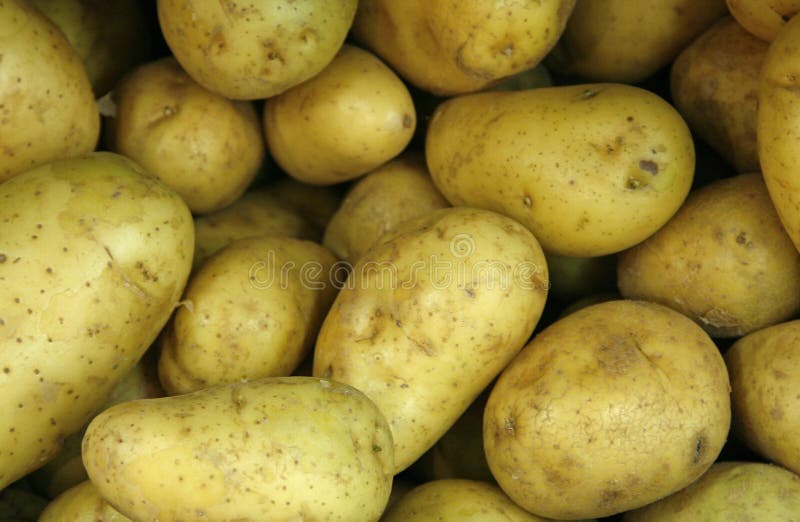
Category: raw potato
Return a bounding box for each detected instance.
[109,57,264,214]
[0,0,99,182]
[314,207,549,473]
[39,480,132,522]
[725,320,800,475]
[484,300,731,519]
[426,84,695,257]
[545,252,617,303]
[618,174,800,338]
[623,462,800,521]
[727,0,800,41]
[671,16,767,173]
[547,0,727,83]
[265,44,416,185]
[352,0,576,95]
[0,152,194,490]
[270,177,345,231]
[323,153,449,263]
[82,377,394,522]
[157,0,357,100]
[159,236,338,395]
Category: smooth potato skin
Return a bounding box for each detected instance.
[82,377,394,522]
[426,84,694,257]
[0,152,193,489]
[726,0,800,41]
[39,481,132,522]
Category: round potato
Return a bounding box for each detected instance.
[39,481,132,522]
[484,300,731,519]
[157,0,357,100]
[726,0,800,41]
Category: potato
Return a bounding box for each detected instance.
[0,0,99,183]
[269,177,345,231]
[484,300,731,519]
[39,481,132,522]
[82,377,394,522]
[545,252,617,304]
[323,152,449,263]
[159,236,338,395]
[618,173,800,338]
[0,152,193,490]
[623,461,800,520]
[264,44,415,185]
[546,0,727,83]
[313,207,549,472]
[157,0,357,100]
[726,0,800,41]
[426,84,694,257]
[352,0,575,95]
[671,16,767,173]
[725,320,800,475]
[107,57,264,214]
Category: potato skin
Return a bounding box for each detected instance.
[426,84,694,257]
[39,481,132,522]
[726,0,800,41]
[484,300,731,519]
[82,377,394,522]
[0,152,194,489]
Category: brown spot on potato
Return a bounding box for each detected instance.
[638,160,659,175]
[504,417,516,436]
[693,434,707,464]
[771,407,784,420]
[402,114,413,128]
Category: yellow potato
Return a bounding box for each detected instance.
[39,481,132,522]
[726,0,800,41]
[157,0,357,100]
[82,377,394,522]
[269,177,345,231]
[0,152,193,490]
[426,84,694,257]
[484,300,731,519]
[314,207,549,473]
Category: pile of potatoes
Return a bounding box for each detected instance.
[4,0,800,520]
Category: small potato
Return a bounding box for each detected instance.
[323,152,449,263]
[726,0,800,41]
[109,57,264,214]
[265,44,415,185]
[82,377,394,522]
[618,173,800,338]
[39,481,132,522]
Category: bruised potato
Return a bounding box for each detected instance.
[39,481,132,522]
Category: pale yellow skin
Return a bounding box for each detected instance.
[0,152,193,490]
[618,174,800,338]
[39,480,132,522]
[671,17,767,173]
[725,321,800,475]
[0,0,99,183]
[484,300,731,520]
[727,0,800,41]
[323,153,449,263]
[623,462,800,521]
[426,84,695,257]
[265,44,416,185]
[270,177,345,231]
[159,236,338,395]
[547,0,728,83]
[157,0,357,100]
[313,207,549,473]
[82,377,395,522]
[352,0,575,95]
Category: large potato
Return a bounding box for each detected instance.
[0,0,99,182]
[0,152,193,489]
[39,481,132,522]
[82,377,394,522]
[726,0,800,41]
[426,84,694,257]
[157,0,357,100]
[484,300,731,519]
[314,207,549,472]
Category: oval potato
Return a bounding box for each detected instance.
[39,480,132,522]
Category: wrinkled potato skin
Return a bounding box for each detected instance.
[0,152,193,489]
[671,17,767,173]
[82,377,394,522]
[726,0,800,41]
[618,174,800,338]
[39,481,132,522]
[725,321,800,475]
[547,0,727,83]
[323,153,449,263]
[157,0,357,100]
[426,84,694,257]
[314,208,549,473]
[484,300,731,520]
[352,0,575,95]
[0,0,99,182]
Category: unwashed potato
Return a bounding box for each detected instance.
[426,84,695,257]
[727,0,800,41]
[484,300,731,519]
[547,0,728,83]
[0,0,99,183]
[618,173,800,338]
[39,481,132,522]
[0,152,193,490]
[157,0,358,100]
[82,377,394,522]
